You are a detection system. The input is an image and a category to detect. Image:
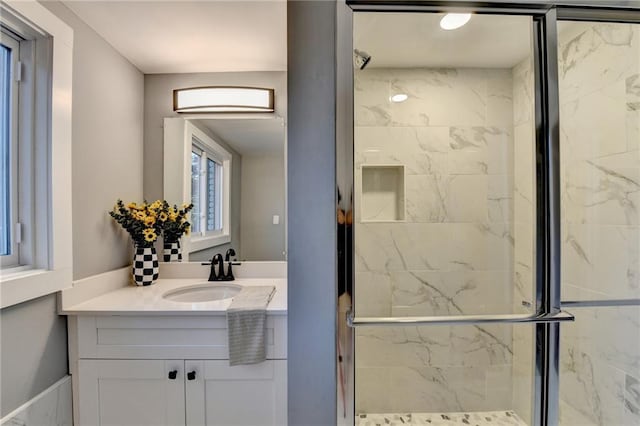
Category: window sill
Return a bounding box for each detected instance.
[189,234,232,253]
[0,265,33,276]
[0,267,72,309]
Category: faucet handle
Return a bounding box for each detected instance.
[225,248,236,261]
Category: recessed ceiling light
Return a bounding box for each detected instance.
[440,13,472,30]
[390,93,408,103]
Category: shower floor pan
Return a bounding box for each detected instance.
[356,410,527,426]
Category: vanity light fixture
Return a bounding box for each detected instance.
[440,13,472,30]
[173,86,275,113]
[390,93,408,103]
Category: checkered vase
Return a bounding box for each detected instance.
[163,241,182,262]
[132,247,159,286]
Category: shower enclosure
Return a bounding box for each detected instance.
[336,2,640,425]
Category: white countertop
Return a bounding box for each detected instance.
[62,278,287,316]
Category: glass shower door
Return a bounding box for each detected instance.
[349,8,569,426]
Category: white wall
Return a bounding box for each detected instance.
[1,0,144,417]
[240,154,286,260]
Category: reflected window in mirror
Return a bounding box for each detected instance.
[163,119,233,256]
[191,137,227,239]
[163,117,286,261]
[206,158,222,232]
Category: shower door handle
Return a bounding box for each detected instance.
[346,310,574,327]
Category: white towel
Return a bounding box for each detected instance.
[226,286,276,366]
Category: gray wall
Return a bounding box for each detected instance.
[240,154,286,260]
[1,1,144,417]
[287,1,337,424]
[0,295,68,417]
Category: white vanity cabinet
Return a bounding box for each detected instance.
[69,315,287,426]
[78,359,185,426]
[185,360,287,426]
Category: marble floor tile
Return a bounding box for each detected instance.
[356,411,527,426]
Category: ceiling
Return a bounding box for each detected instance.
[63,1,287,74]
[195,118,285,156]
[355,13,533,69]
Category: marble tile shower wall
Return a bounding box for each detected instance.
[510,57,536,424]
[354,68,518,413]
[558,22,640,425]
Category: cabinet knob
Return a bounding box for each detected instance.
[168,370,178,380]
[187,371,196,381]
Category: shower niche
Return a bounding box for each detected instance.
[360,165,405,222]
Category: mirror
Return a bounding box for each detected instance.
[163,117,286,262]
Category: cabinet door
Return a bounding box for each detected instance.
[78,359,185,426]
[185,360,286,426]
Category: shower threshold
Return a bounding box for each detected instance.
[356,410,527,426]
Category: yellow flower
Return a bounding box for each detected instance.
[143,228,156,242]
[127,202,138,210]
[185,225,190,236]
[134,211,146,221]
[158,212,168,221]
[144,216,156,226]
[169,212,178,222]
[148,200,162,211]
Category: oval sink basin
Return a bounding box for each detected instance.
[163,283,241,303]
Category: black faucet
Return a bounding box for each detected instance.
[208,254,224,281]
[223,248,241,281]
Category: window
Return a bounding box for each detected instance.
[0,1,73,308]
[191,139,225,237]
[163,119,231,258]
[0,32,19,268]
